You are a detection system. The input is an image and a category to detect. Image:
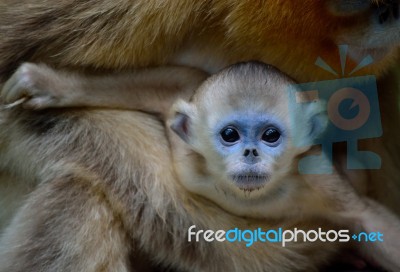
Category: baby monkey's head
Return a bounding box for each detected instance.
[170,62,327,200]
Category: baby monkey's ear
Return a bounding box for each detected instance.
[307,100,329,142]
[291,99,329,148]
[169,99,195,144]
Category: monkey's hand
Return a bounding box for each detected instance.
[1,62,76,110]
[306,170,400,271]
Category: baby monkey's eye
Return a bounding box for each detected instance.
[262,127,281,143]
[220,127,240,143]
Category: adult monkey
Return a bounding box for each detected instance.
[0,0,400,253]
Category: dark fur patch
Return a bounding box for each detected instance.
[11,109,74,136]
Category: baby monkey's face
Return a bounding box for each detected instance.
[211,112,287,192]
[170,62,327,201]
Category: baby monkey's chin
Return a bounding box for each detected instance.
[230,173,271,192]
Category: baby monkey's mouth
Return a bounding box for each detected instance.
[230,174,270,192]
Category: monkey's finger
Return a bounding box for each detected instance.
[1,75,21,102]
[2,79,30,104]
[0,98,28,110]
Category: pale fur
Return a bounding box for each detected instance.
[2,61,400,271]
[0,62,333,220]
[0,108,340,272]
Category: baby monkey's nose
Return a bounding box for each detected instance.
[243,149,259,157]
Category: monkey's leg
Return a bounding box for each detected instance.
[0,172,34,233]
[0,107,178,271]
[0,172,131,272]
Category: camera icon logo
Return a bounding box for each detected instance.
[288,46,382,174]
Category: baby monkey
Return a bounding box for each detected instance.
[2,61,400,271]
[1,62,330,219]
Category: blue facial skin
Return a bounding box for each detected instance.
[213,112,287,162]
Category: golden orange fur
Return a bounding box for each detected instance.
[0,0,400,271]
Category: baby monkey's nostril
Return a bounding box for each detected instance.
[243,149,259,157]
